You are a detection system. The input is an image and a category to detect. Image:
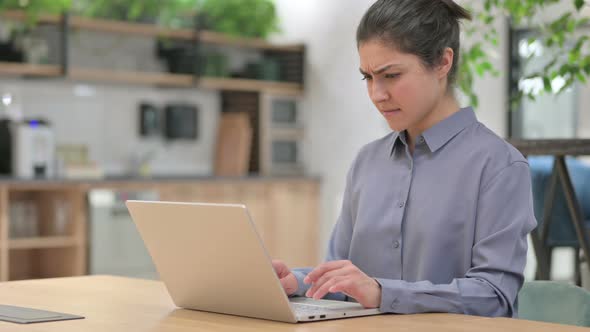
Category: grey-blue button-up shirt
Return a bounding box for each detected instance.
[293,107,537,317]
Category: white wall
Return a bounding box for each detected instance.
[579,86,590,137]
[273,0,509,258]
[273,0,385,256]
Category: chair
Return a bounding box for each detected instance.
[518,281,590,327]
[528,156,590,283]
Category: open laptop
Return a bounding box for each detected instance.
[126,200,383,323]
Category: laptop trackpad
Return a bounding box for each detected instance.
[289,297,365,310]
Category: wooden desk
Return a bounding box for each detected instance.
[0,276,586,332]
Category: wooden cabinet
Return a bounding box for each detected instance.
[0,185,87,281]
[0,178,319,281]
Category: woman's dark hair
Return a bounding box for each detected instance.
[357,0,472,88]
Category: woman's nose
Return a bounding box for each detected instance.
[370,81,389,103]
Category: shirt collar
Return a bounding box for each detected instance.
[389,131,405,156]
[389,106,477,156]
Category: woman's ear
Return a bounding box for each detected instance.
[437,47,454,79]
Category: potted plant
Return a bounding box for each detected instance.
[0,0,69,63]
[195,0,280,39]
[0,25,24,63]
[72,0,196,27]
[0,0,71,25]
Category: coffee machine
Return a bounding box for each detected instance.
[0,119,55,178]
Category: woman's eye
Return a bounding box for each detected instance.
[385,73,400,79]
[361,75,372,81]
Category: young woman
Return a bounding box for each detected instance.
[272,0,537,317]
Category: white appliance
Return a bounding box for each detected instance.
[12,120,55,178]
[88,189,159,279]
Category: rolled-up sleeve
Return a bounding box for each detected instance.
[376,161,537,316]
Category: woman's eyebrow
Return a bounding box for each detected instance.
[359,63,403,76]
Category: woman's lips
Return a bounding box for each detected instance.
[382,108,401,115]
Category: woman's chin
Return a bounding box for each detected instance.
[386,121,406,132]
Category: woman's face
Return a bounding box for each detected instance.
[359,39,449,133]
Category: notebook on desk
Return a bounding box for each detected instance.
[126,200,384,323]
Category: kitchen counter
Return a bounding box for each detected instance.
[0,175,320,190]
[0,174,320,182]
[0,176,321,281]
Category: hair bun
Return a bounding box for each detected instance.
[441,0,472,21]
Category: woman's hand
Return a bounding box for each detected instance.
[271,259,298,296]
[304,260,381,308]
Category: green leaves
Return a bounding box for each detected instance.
[197,0,279,38]
[0,0,72,25]
[458,0,590,109]
[0,0,281,38]
[574,0,586,11]
[73,0,194,24]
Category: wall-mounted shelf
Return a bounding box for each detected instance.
[0,10,304,52]
[69,68,194,87]
[0,10,306,178]
[0,10,60,25]
[69,70,303,93]
[0,10,305,94]
[0,64,304,93]
[199,30,305,52]
[0,62,61,77]
[9,236,79,250]
[69,16,195,40]
[68,17,304,52]
[200,77,302,95]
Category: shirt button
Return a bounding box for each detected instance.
[398,202,405,208]
[393,241,400,248]
[419,136,425,143]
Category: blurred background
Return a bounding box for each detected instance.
[0,0,589,293]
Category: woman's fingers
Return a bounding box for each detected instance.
[304,260,351,284]
[280,272,299,295]
[302,261,381,308]
[308,276,347,299]
[330,278,382,308]
[305,264,357,297]
[271,259,289,279]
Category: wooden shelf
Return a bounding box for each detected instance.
[9,236,79,250]
[0,63,303,94]
[0,10,304,51]
[69,16,195,40]
[199,30,304,52]
[69,68,303,94]
[69,68,194,87]
[0,62,61,77]
[199,77,303,95]
[0,10,61,25]
[0,10,304,93]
